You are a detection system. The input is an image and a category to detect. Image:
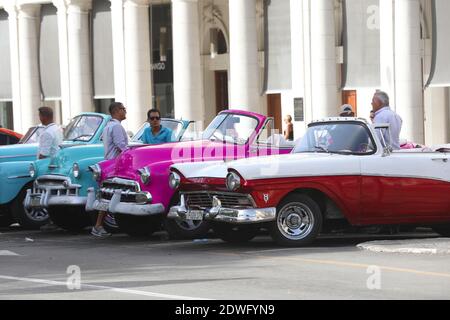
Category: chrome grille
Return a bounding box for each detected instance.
[36,176,68,186]
[34,176,79,196]
[100,178,140,203]
[184,192,255,209]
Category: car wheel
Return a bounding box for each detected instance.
[12,188,49,229]
[115,214,161,237]
[48,207,91,232]
[432,225,450,237]
[103,213,121,234]
[89,211,120,234]
[211,223,258,244]
[163,194,211,239]
[269,194,323,247]
[164,218,211,240]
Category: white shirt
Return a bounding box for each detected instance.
[38,123,63,158]
[374,106,403,150]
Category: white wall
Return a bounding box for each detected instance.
[424,87,450,145]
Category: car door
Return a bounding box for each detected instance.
[360,150,450,224]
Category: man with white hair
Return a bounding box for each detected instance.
[371,91,403,149]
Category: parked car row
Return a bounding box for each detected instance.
[1,110,449,247]
[0,112,193,230]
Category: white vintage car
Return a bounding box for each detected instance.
[167,118,450,246]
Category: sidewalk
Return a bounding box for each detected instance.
[357,238,450,255]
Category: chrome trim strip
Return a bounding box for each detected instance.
[0,154,36,160]
[181,191,256,208]
[8,175,32,179]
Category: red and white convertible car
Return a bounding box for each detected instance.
[168,118,450,246]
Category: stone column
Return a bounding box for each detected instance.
[394,0,424,143]
[122,0,152,130]
[66,0,94,117]
[172,0,204,124]
[5,4,22,132]
[379,0,395,105]
[310,0,338,120]
[229,0,260,113]
[109,0,127,106]
[6,4,41,132]
[53,0,71,122]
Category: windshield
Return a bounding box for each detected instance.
[132,119,184,142]
[64,115,103,142]
[19,126,45,144]
[293,122,376,155]
[202,113,259,145]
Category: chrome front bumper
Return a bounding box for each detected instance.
[167,194,276,224]
[85,187,165,217]
[24,176,86,209]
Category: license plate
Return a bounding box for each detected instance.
[185,210,204,221]
[95,201,110,212]
[30,196,42,207]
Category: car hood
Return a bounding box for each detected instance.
[45,143,104,174]
[103,139,237,180]
[171,160,227,179]
[227,152,361,181]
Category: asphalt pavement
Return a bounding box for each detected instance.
[1,225,450,300]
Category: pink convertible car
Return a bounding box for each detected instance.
[86,110,294,238]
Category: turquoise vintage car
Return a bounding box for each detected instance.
[24,118,195,231]
[0,126,46,226]
[0,113,112,228]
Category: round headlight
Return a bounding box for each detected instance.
[89,164,101,181]
[29,163,36,178]
[138,167,151,185]
[73,163,80,178]
[169,171,181,189]
[226,172,241,191]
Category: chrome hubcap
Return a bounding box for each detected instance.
[277,203,314,240]
[177,219,203,231]
[25,207,49,222]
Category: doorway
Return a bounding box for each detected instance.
[342,90,358,116]
[215,71,228,114]
[267,93,282,132]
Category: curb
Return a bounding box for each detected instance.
[357,238,450,255]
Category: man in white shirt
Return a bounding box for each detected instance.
[37,107,63,232]
[371,91,403,150]
[38,107,63,160]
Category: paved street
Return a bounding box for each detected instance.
[1,226,450,300]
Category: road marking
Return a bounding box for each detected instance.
[0,275,209,300]
[212,251,450,279]
[0,250,21,256]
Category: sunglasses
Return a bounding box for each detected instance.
[149,117,161,121]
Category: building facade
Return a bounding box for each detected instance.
[0,0,449,145]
